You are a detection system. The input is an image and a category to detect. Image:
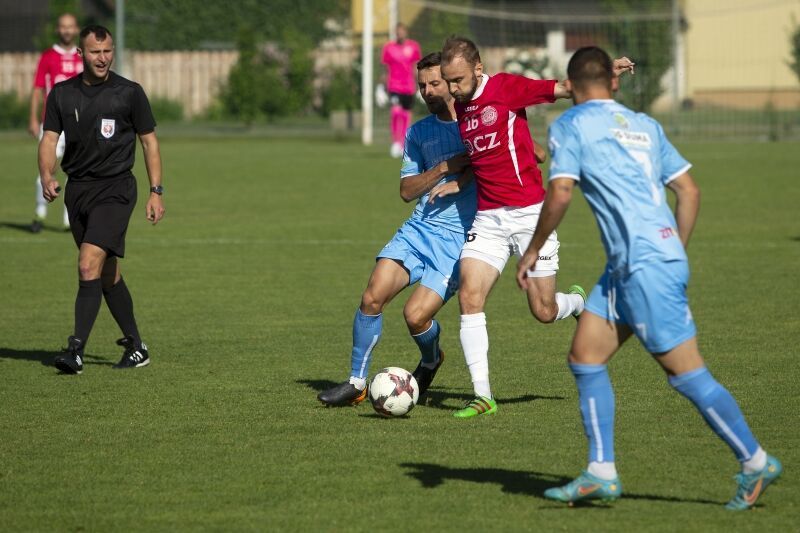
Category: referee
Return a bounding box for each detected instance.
[39,25,165,374]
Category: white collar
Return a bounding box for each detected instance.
[471,73,490,101]
[53,44,77,55]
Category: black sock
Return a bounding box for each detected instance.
[74,279,103,345]
[103,277,142,346]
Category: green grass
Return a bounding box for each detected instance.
[0,135,798,531]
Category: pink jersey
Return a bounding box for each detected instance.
[33,45,83,119]
[381,39,421,95]
[455,73,556,211]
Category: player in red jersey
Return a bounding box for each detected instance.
[440,36,634,417]
[28,13,83,233]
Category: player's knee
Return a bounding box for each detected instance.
[78,260,101,281]
[403,304,431,332]
[458,287,484,314]
[360,289,386,315]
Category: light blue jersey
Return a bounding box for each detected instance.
[548,99,692,276]
[401,114,477,232]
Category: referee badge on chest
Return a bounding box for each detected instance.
[101,118,116,139]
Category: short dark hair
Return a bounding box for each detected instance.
[79,25,112,46]
[417,52,442,70]
[441,35,481,66]
[567,46,613,90]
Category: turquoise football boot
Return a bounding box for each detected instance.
[725,455,782,510]
[544,471,622,505]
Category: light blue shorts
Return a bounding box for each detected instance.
[585,260,697,354]
[377,218,466,302]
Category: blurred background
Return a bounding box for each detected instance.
[0,0,798,143]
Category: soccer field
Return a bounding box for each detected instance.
[0,135,798,531]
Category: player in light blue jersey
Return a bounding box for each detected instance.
[516,47,781,509]
[319,52,477,407]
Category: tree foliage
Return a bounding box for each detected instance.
[602,0,674,112]
[789,18,800,84]
[409,0,472,55]
[125,0,348,50]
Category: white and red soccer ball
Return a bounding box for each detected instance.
[369,367,419,417]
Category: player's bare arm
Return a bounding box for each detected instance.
[553,57,635,99]
[613,57,635,77]
[400,152,470,202]
[38,130,61,202]
[516,178,575,289]
[139,132,165,224]
[427,167,475,204]
[29,88,44,138]
[533,139,547,163]
[666,172,700,248]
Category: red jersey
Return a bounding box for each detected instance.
[33,45,83,119]
[455,73,556,211]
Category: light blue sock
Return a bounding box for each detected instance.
[669,367,760,462]
[412,319,440,367]
[570,363,615,464]
[350,309,382,380]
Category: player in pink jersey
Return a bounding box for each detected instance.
[28,13,83,233]
[440,36,634,417]
[381,23,421,158]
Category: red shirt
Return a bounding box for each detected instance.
[33,45,83,119]
[455,73,556,211]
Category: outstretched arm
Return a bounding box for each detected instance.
[552,57,636,99]
[666,172,700,248]
[516,178,575,288]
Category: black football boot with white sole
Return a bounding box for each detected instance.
[54,336,84,374]
[113,336,150,369]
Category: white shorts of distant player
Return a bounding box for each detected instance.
[38,125,66,158]
[460,202,559,277]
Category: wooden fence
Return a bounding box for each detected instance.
[0,51,239,117]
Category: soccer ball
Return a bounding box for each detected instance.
[369,367,419,417]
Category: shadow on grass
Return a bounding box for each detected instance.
[296,379,339,393]
[0,221,69,233]
[0,347,113,367]
[419,387,565,411]
[400,463,722,507]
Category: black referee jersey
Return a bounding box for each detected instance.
[43,71,156,182]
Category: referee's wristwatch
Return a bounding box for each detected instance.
[150,185,164,195]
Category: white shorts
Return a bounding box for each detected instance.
[39,125,66,159]
[461,203,560,278]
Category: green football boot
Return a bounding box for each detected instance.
[453,396,497,418]
[568,284,587,319]
[544,471,622,505]
[725,455,782,510]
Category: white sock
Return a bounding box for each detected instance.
[460,312,491,398]
[742,447,767,474]
[35,176,47,219]
[555,292,584,320]
[349,376,367,391]
[588,461,618,480]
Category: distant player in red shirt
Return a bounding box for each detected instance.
[28,13,82,233]
[440,36,634,417]
[381,23,421,158]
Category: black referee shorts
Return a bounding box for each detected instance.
[389,92,415,110]
[65,176,137,258]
